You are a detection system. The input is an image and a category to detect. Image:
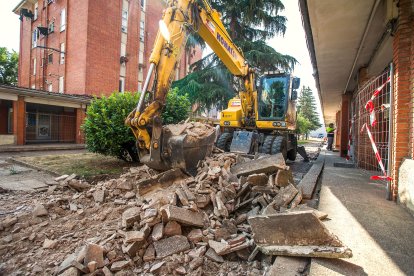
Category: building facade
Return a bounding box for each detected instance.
[13,0,202,96]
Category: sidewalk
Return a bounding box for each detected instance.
[310,150,414,275]
[0,143,85,153]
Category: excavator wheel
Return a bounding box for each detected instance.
[287,134,297,161]
[216,132,233,152]
[261,135,275,154]
[271,136,287,160]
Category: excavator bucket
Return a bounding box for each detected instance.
[142,122,216,175]
[248,211,352,258]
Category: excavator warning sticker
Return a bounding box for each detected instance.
[231,101,241,107]
[207,20,216,34]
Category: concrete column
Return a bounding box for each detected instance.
[13,96,26,145]
[340,93,352,157]
[75,108,86,144]
[335,111,341,150]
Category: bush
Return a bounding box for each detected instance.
[162,87,191,124]
[82,92,140,162]
[82,89,191,162]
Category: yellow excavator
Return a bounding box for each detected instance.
[126,0,302,173]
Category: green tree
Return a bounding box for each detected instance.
[0,47,18,85]
[296,114,312,139]
[174,0,297,111]
[82,90,191,162]
[297,86,321,139]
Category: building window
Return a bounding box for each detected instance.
[59,76,64,93]
[141,0,145,10]
[34,2,38,21]
[7,108,13,134]
[121,10,128,33]
[31,84,36,89]
[138,82,142,92]
[60,9,66,32]
[32,29,39,48]
[140,21,145,42]
[48,83,53,92]
[33,58,37,75]
[48,22,55,33]
[119,77,125,92]
[48,53,53,64]
[60,43,65,64]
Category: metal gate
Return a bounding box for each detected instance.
[352,67,392,178]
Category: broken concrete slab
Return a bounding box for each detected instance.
[205,248,225,263]
[297,154,325,199]
[289,205,328,220]
[248,211,352,258]
[230,154,287,177]
[246,173,268,186]
[271,184,298,210]
[164,221,182,236]
[84,243,105,268]
[32,204,48,217]
[275,169,294,187]
[267,256,309,276]
[160,205,204,227]
[122,207,141,228]
[153,235,190,259]
[137,169,187,195]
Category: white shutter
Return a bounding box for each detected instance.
[60,43,65,64]
[33,58,36,75]
[59,76,64,93]
[60,9,66,32]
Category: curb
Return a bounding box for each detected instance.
[0,145,86,153]
[8,158,61,177]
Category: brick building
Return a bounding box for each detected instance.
[300,0,414,212]
[1,0,201,146]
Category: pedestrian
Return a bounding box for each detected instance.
[326,123,335,151]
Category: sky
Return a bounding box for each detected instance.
[0,0,323,124]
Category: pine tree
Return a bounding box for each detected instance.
[174,0,297,111]
[297,86,321,138]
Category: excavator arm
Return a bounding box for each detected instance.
[125,0,256,172]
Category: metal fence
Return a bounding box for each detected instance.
[26,112,76,143]
[352,68,392,176]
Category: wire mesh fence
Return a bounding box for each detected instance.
[352,68,391,178]
[26,112,76,143]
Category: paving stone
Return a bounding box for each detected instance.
[143,244,155,262]
[230,154,287,177]
[161,205,204,227]
[153,235,190,259]
[297,155,325,199]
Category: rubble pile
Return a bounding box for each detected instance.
[0,147,338,275]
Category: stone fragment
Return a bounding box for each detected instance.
[208,240,230,255]
[188,246,206,259]
[230,154,287,177]
[87,261,97,273]
[289,189,303,209]
[55,174,69,181]
[246,173,268,186]
[2,216,17,228]
[143,208,157,219]
[122,240,145,257]
[187,229,203,243]
[93,190,105,203]
[151,223,164,241]
[267,256,308,276]
[32,204,48,217]
[175,266,186,275]
[271,184,298,210]
[205,248,224,263]
[150,261,165,273]
[143,244,155,262]
[216,192,229,217]
[117,179,133,190]
[111,260,130,271]
[124,231,145,243]
[176,187,189,206]
[189,257,203,270]
[153,235,190,259]
[58,267,79,276]
[84,243,105,268]
[43,239,58,249]
[164,221,182,236]
[102,266,114,276]
[161,205,204,227]
[124,191,136,199]
[275,169,294,187]
[68,180,91,192]
[122,207,140,228]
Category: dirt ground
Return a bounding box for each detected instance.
[0,142,321,276]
